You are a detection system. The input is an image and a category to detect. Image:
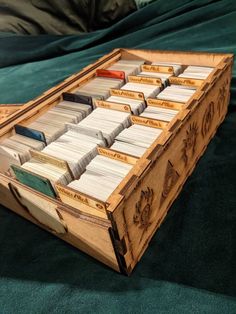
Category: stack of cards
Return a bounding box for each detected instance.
[156,85,196,103]
[140,106,179,122]
[106,59,145,79]
[105,95,145,115]
[26,113,73,144]
[6,134,45,151]
[138,71,172,86]
[42,130,104,177]
[110,141,146,158]
[111,124,163,157]
[74,77,124,101]
[152,62,184,75]
[68,155,133,202]
[0,137,41,164]
[0,134,45,173]
[121,82,161,98]
[178,66,214,79]
[54,100,92,120]
[76,108,131,146]
[22,158,72,187]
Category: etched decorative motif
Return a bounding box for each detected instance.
[217,84,227,115]
[133,187,154,243]
[201,101,215,137]
[160,160,179,206]
[0,104,22,123]
[182,122,198,165]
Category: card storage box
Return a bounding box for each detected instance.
[0,49,233,274]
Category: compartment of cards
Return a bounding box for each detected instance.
[56,146,139,214]
[63,59,146,106]
[10,123,106,198]
[56,114,166,213]
[144,76,203,121]
[0,97,92,175]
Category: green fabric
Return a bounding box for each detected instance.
[135,0,156,9]
[0,0,137,34]
[0,0,236,312]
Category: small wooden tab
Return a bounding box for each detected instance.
[55,183,107,212]
[141,64,174,74]
[131,115,167,129]
[127,75,162,86]
[97,147,139,165]
[110,89,145,101]
[95,100,132,113]
[96,69,125,80]
[147,98,183,110]
[169,76,203,87]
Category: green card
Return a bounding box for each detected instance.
[11,165,57,199]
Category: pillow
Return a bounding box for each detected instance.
[0,0,138,34]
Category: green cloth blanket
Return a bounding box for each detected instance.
[0,0,236,313]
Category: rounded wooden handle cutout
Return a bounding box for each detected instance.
[8,182,68,235]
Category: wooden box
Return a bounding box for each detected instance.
[0,49,233,274]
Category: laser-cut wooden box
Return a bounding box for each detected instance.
[0,49,233,274]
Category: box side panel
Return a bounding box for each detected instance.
[0,175,120,272]
[111,59,233,273]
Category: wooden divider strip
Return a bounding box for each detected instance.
[128,75,162,86]
[131,115,167,129]
[97,147,139,165]
[146,98,183,110]
[95,100,132,113]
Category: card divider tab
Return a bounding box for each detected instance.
[127,75,162,86]
[29,149,74,180]
[141,64,175,74]
[169,76,204,87]
[55,182,108,212]
[131,115,167,129]
[110,88,145,101]
[97,146,139,165]
[146,98,183,110]
[96,69,126,81]
[15,124,47,145]
[95,100,132,114]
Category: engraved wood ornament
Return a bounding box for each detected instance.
[217,83,227,115]
[160,160,180,206]
[201,101,215,137]
[182,122,198,165]
[133,187,154,243]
